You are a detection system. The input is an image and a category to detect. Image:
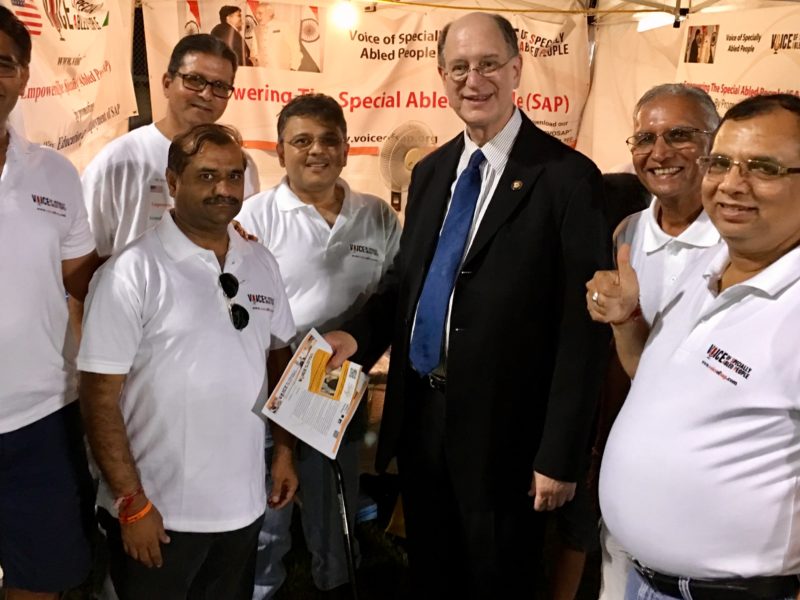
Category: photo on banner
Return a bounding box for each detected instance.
[676,6,800,117]
[2,0,137,170]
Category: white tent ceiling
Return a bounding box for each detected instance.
[378,0,800,24]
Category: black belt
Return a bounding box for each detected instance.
[634,561,799,600]
[426,373,446,393]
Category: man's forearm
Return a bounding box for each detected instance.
[79,371,141,497]
[267,346,293,395]
[270,421,296,455]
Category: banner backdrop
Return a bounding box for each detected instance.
[142,1,590,205]
[3,0,137,170]
[676,6,800,115]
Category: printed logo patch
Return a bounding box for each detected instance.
[248,293,275,312]
[700,343,753,386]
[349,243,380,262]
[32,194,67,217]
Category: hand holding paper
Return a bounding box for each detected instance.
[263,329,369,460]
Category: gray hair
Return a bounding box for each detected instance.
[634,83,720,132]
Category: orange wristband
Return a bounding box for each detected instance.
[119,500,153,525]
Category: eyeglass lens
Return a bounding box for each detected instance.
[627,128,707,154]
[286,135,343,150]
[179,72,234,99]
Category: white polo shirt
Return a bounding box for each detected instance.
[78,213,295,532]
[0,128,95,433]
[616,196,720,325]
[237,178,401,347]
[82,123,260,256]
[600,243,800,578]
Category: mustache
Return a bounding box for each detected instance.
[203,195,240,206]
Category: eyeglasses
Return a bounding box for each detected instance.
[0,59,22,79]
[626,127,713,155]
[442,56,515,83]
[697,155,800,181]
[219,273,249,330]
[172,71,235,99]
[282,134,344,151]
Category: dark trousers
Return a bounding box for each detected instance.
[98,508,263,600]
[398,381,545,600]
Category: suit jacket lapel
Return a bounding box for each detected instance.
[463,118,546,266]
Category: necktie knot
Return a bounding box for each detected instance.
[467,149,485,171]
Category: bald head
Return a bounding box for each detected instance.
[437,12,518,68]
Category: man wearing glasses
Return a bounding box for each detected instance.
[324,12,609,596]
[597,83,722,599]
[236,93,400,599]
[0,7,100,598]
[82,34,259,259]
[589,93,800,600]
[78,124,297,598]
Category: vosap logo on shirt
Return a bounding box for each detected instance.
[248,293,275,312]
[700,343,753,386]
[349,243,379,261]
[31,194,67,217]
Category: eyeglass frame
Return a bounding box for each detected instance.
[0,58,24,79]
[625,127,713,155]
[441,55,517,83]
[280,133,346,151]
[170,70,235,99]
[697,154,800,181]
[218,273,250,330]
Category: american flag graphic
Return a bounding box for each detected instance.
[11,0,43,36]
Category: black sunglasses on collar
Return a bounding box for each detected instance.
[219,273,249,331]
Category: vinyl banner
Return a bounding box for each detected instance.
[3,0,137,169]
[142,1,590,202]
[676,6,800,115]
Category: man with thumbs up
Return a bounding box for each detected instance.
[593,83,722,600]
[589,93,800,600]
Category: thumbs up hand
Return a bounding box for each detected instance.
[586,243,641,325]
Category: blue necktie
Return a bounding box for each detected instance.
[410,149,485,375]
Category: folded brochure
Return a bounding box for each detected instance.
[263,329,369,459]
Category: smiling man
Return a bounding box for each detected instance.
[78,124,297,598]
[323,12,610,597]
[237,93,400,599]
[617,84,721,319]
[588,93,800,600]
[598,84,722,599]
[82,34,259,258]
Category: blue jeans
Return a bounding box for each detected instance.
[625,567,796,600]
[252,437,361,599]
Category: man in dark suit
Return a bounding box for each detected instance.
[210,6,252,66]
[326,12,609,597]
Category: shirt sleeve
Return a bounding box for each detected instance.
[244,152,261,199]
[264,251,295,349]
[81,155,117,257]
[236,194,269,244]
[77,263,144,374]
[60,157,96,260]
[381,201,402,277]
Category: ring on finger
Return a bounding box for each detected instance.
[591,291,599,304]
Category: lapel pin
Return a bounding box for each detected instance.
[512,180,523,191]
